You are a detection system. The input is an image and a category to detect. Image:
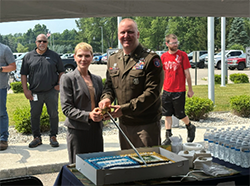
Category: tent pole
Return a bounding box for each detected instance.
[208,17,215,103]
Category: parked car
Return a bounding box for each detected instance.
[62,58,77,73]
[94,53,102,57]
[15,52,28,61]
[11,60,22,82]
[61,53,74,59]
[10,53,76,82]
[13,53,24,59]
[92,53,107,64]
[205,50,244,69]
[155,51,166,57]
[101,54,108,64]
[9,52,28,81]
[227,53,247,70]
[187,51,208,61]
[190,53,208,69]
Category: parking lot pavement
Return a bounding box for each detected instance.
[8,63,250,87]
[190,67,250,85]
[89,64,107,79]
[7,65,250,95]
[88,64,250,86]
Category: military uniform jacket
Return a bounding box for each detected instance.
[101,44,164,125]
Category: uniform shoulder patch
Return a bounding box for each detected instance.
[153,58,161,68]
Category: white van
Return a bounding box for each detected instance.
[13,53,24,59]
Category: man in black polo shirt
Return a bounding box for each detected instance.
[21,34,65,148]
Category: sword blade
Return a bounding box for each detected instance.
[107,112,147,166]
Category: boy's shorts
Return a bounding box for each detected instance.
[161,90,186,119]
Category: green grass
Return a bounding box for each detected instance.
[6,83,250,126]
[191,83,250,111]
[7,94,66,126]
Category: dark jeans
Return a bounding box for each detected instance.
[30,89,59,138]
[0,88,9,141]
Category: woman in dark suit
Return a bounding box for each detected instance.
[60,42,104,163]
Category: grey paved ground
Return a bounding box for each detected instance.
[89,64,250,86]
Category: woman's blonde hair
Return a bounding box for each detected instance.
[74,42,93,55]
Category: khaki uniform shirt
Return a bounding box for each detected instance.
[101,44,164,125]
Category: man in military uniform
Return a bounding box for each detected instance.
[99,18,164,150]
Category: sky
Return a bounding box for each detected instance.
[0,18,79,35]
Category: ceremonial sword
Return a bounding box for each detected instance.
[107,112,147,166]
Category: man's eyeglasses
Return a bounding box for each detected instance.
[168,41,179,45]
[37,40,47,43]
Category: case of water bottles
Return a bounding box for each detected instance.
[203,126,250,168]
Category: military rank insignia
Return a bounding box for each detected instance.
[132,58,145,70]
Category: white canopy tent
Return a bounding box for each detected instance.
[0,0,249,23]
[1,0,249,103]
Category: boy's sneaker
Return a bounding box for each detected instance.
[29,137,42,148]
[186,123,196,142]
[161,131,173,145]
[0,141,8,151]
[50,136,59,147]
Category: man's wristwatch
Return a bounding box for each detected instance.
[0,67,2,72]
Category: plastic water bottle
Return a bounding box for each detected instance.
[218,133,226,160]
[240,141,250,168]
[235,137,243,166]
[240,126,246,131]
[226,127,231,131]
[229,137,237,164]
[238,134,245,139]
[244,136,250,143]
[240,130,247,136]
[248,141,250,167]
[213,133,220,158]
[203,129,210,150]
[223,135,231,162]
[208,130,215,156]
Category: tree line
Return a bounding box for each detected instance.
[0,17,249,54]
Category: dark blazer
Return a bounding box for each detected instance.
[60,68,103,130]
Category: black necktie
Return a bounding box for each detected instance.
[124,54,130,65]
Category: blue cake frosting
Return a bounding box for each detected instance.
[85,155,140,169]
